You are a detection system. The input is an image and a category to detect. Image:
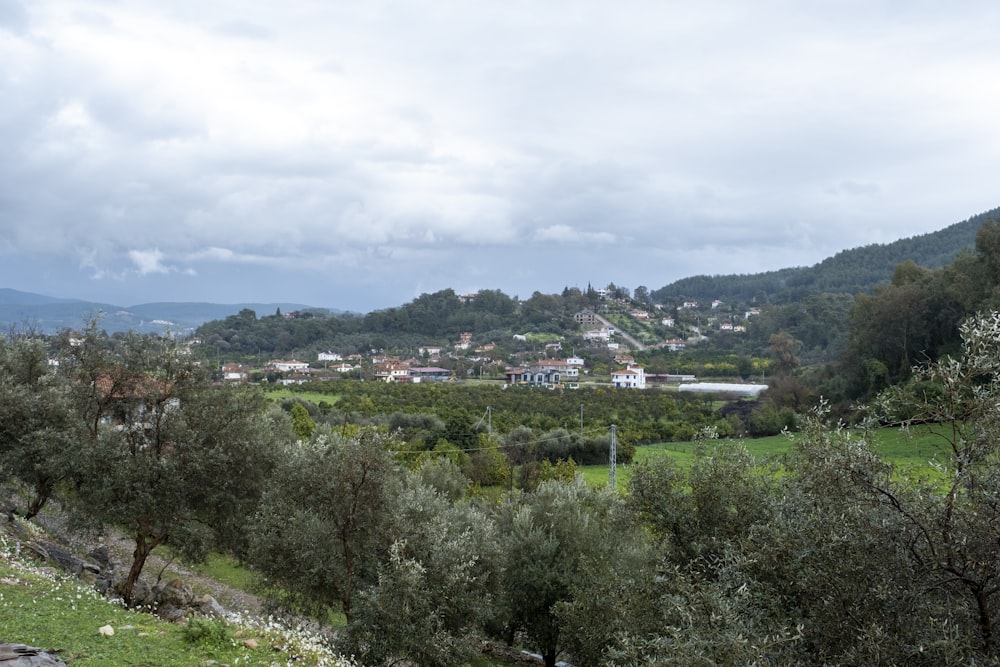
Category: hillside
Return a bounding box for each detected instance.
[652,206,998,304]
[0,292,323,335]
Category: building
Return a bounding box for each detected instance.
[454,332,473,350]
[583,327,615,342]
[266,359,311,373]
[574,310,601,326]
[221,363,248,383]
[410,366,453,382]
[373,360,412,382]
[611,365,646,389]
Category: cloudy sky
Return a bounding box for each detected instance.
[1,1,998,312]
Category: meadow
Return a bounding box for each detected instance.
[581,423,954,490]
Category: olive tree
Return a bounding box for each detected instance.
[867,310,1000,656]
[64,330,282,605]
[248,425,403,623]
[0,336,79,518]
[343,476,501,666]
[493,478,627,667]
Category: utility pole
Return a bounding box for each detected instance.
[609,424,617,490]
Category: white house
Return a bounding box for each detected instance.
[611,365,646,389]
[583,327,615,342]
[221,363,248,383]
[318,351,343,362]
[267,359,311,373]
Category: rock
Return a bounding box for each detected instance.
[155,604,188,623]
[155,578,194,608]
[242,639,258,650]
[198,594,228,618]
[98,625,114,637]
[0,643,68,666]
[128,579,154,607]
[87,545,112,571]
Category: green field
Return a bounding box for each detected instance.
[581,424,955,491]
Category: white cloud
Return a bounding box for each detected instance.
[0,1,998,310]
[128,249,170,275]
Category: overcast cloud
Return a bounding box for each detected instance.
[1,0,998,311]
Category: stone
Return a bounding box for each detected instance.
[98,625,114,637]
[155,578,194,608]
[0,643,68,666]
[198,594,228,618]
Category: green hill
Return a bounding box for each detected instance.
[651,206,998,304]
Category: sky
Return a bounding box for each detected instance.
[1,1,998,313]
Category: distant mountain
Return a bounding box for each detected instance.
[652,206,999,305]
[0,288,88,306]
[0,290,323,334]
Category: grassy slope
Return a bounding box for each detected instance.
[0,531,351,667]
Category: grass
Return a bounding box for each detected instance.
[581,423,959,491]
[0,533,353,666]
[191,552,261,593]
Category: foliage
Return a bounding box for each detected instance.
[248,426,404,623]
[180,616,231,646]
[492,479,627,667]
[0,532,354,666]
[62,326,284,605]
[0,335,80,518]
[343,480,501,666]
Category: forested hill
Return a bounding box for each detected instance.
[652,206,999,305]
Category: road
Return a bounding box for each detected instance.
[591,312,646,351]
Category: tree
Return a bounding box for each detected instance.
[289,401,316,441]
[0,336,79,518]
[248,426,403,622]
[65,330,281,605]
[493,478,624,667]
[868,311,1000,656]
[767,331,802,375]
[344,477,501,666]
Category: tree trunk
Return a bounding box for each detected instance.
[976,589,995,656]
[122,531,166,606]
